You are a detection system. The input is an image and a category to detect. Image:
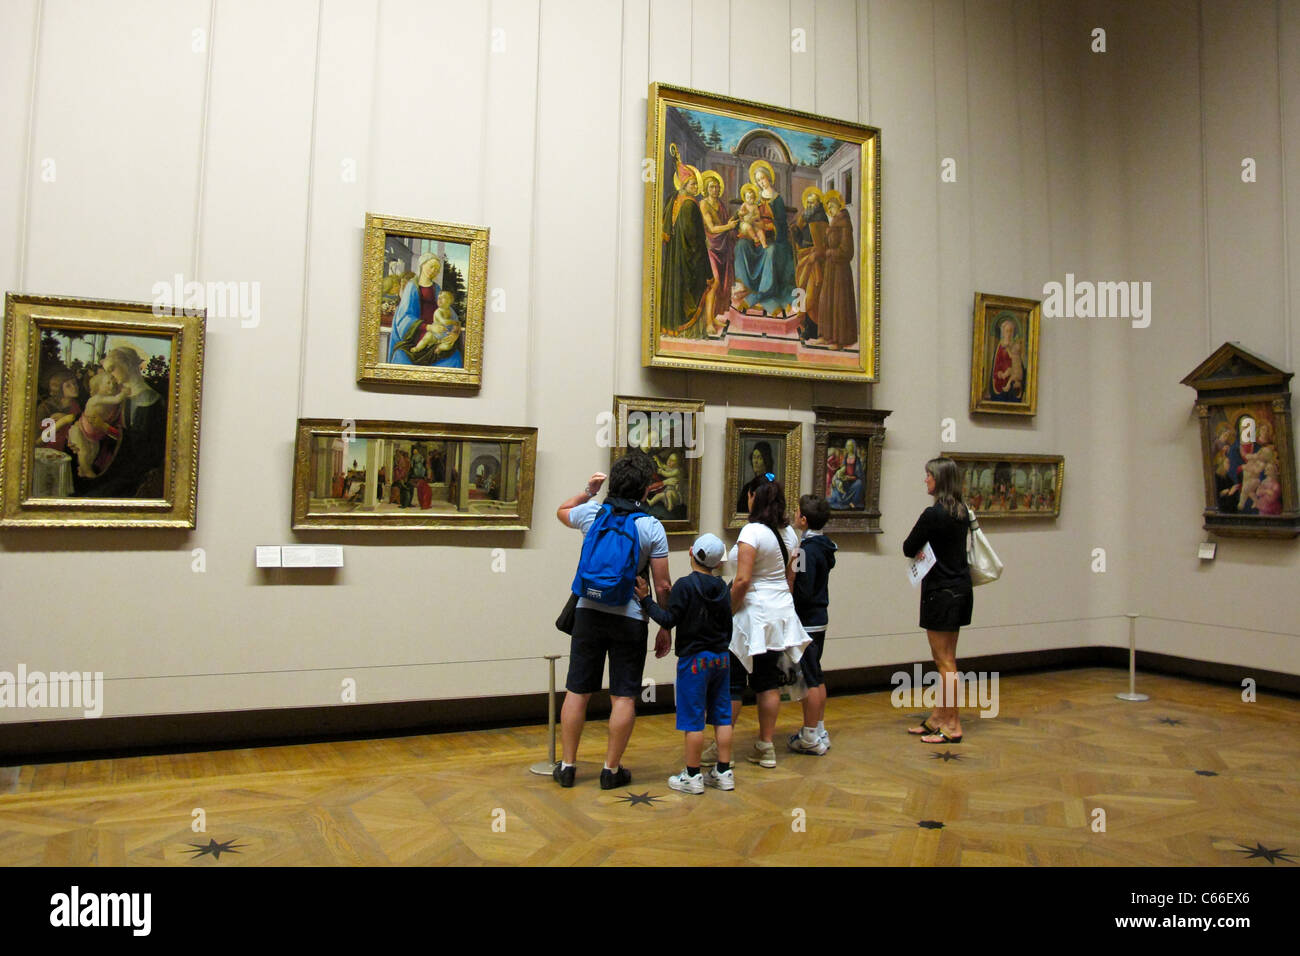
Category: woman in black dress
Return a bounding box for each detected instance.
[902,457,973,744]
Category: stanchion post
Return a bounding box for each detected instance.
[529,654,563,774]
[1115,612,1149,702]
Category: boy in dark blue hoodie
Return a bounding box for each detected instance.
[789,495,837,755]
[635,533,735,794]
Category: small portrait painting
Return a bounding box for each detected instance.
[970,292,1040,416]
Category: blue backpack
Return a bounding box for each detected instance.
[572,498,643,605]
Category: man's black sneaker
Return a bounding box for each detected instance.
[599,766,631,790]
[553,763,575,788]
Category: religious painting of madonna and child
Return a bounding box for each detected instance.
[810,405,889,533]
[1182,342,1300,537]
[292,419,536,531]
[642,83,881,383]
[947,453,1064,519]
[609,395,704,535]
[356,214,489,389]
[970,292,1041,417]
[1,294,205,528]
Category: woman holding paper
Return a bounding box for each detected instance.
[902,457,973,744]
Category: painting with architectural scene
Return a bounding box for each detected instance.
[292,419,536,531]
[643,84,880,383]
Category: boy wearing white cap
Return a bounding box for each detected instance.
[635,533,735,794]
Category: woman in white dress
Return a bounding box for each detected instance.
[725,476,810,768]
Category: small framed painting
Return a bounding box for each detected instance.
[970,292,1040,416]
[810,405,890,533]
[947,452,1064,519]
[723,418,802,530]
[1182,342,1300,537]
[609,395,704,535]
[291,419,537,531]
[642,83,881,383]
[0,293,205,528]
[356,213,489,389]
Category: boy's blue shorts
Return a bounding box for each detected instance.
[676,651,732,732]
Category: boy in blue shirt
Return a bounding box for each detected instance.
[789,495,837,754]
[635,533,735,794]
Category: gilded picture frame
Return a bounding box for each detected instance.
[946,452,1064,519]
[970,292,1041,416]
[292,419,537,531]
[1181,342,1300,537]
[643,83,881,383]
[609,395,704,536]
[810,405,889,533]
[356,213,490,389]
[724,418,802,530]
[0,293,205,529]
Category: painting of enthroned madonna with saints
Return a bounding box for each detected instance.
[643,84,880,383]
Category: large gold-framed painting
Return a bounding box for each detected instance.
[970,292,1041,416]
[0,293,205,528]
[292,419,537,531]
[356,213,489,389]
[724,418,801,530]
[642,83,881,383]
[609,395,704,535]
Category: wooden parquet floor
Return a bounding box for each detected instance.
[1,668,1297,866]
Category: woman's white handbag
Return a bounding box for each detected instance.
[967,511,1003,586]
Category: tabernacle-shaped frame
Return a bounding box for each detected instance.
[810,405,889,533]
[1,293,205,528]
[292,419,536,531]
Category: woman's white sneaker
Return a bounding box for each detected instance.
[746,741,777,768]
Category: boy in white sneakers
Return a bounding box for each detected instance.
[636,534,735,794]
[789,495,838,755]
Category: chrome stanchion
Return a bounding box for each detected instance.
[1115,612,1149,701]
[529,654,563,774]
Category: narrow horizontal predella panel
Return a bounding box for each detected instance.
[291,418,536,531]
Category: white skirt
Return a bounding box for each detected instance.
[730,587,811,672]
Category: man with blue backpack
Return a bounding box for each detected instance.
[554,451,672,789]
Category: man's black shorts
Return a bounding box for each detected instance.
[566,608,649,698]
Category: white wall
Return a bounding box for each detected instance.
[1,0,1295,727]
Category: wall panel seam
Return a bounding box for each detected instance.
[295,0,325,419]
[191,0,218,281]
[1197,0,1212,351]
[15,0,44,293]
[1277,0,1293,369]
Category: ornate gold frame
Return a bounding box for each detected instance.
[946,452,1064,520]
[356,213,490,389]
[1182,342,1300,537]
[723,418,802,530]
[810,405,889,533]
[1,293,205,529]
[642,83,881,383]
[610,395,704,536]
[970,291,1041,416]
[291,418,536,531]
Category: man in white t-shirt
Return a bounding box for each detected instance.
[553,451,672,789]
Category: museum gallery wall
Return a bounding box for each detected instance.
[1,0,1299,727]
